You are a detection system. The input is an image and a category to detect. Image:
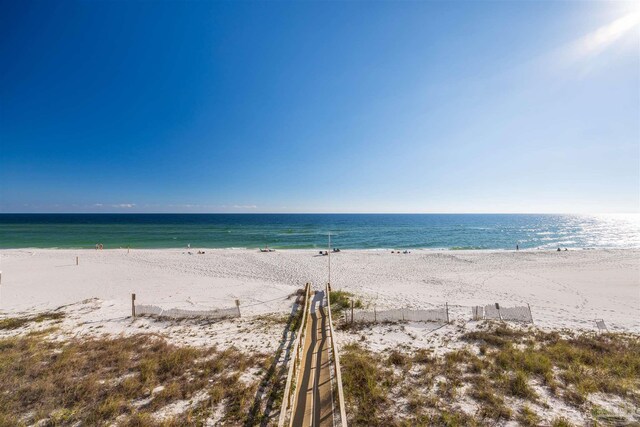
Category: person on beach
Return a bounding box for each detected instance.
[516,244,519,251]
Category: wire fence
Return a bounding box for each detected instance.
[341,301,534,325]
[130,289,297,320]
[473,303,534,324]
[130,293,241,320]
[347,305,449,324]
[135,304,240,320]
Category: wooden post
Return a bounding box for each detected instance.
[76,256,79,266]
[446,302,450,323]
[235,299,241,317]
[374,306,377,323]
[351,300,354,324]
[495,302,502,321]
[527,303,534,325]
[131,293,136,317]
[127,246,130,254]
[328,233,331,285]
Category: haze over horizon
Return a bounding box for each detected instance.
[1,1,638,214]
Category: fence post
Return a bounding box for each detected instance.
[76,256,79,266]
[496,302,502,321]
[351,300,354,324]
[374,306,377,323]
[235,299,241,318]
[131,293,136,318]
[446,302,450,323]
[527,303,534,325]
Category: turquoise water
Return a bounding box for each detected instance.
[0,214,638,250]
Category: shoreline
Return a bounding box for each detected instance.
[1,245,637,252]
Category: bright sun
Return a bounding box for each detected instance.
[575,4,640,57]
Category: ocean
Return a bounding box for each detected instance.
[0,213,638,250]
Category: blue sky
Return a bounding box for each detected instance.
[1,1,638,213]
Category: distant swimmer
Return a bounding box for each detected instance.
[557,247,561,252]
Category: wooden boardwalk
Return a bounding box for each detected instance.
[292,290,334,427]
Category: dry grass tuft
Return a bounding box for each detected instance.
[0,312,65,330]
[340,324,640,426]
[0,331,267,426]
[341,343,396,425]
[330,291,363,317]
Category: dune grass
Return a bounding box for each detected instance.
[0,331,270,426]
[340,324,640,426]
[463,326,640,407]
[0,311,65,330]
[340,343,396,426]
[329,290,363,317]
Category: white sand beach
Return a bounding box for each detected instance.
[1,248,639,425]
[1,247,638,332]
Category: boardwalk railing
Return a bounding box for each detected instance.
[278,283,311,427]
[326,283,348,427]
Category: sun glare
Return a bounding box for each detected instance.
[577,9,640,57]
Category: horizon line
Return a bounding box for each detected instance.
[1,212,638,215]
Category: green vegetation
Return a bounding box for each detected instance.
[0,331,269,426]
[287,287,309,332]
[0,311,65,330]
[340,343,395,426]
[517,405,541,426]
[551,417,574,427]
[340,324,640,426]
[289,303,305,333]
[462,326,640,407]
[329,290,363,316]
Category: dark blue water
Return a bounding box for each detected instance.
[0,214,638,249]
